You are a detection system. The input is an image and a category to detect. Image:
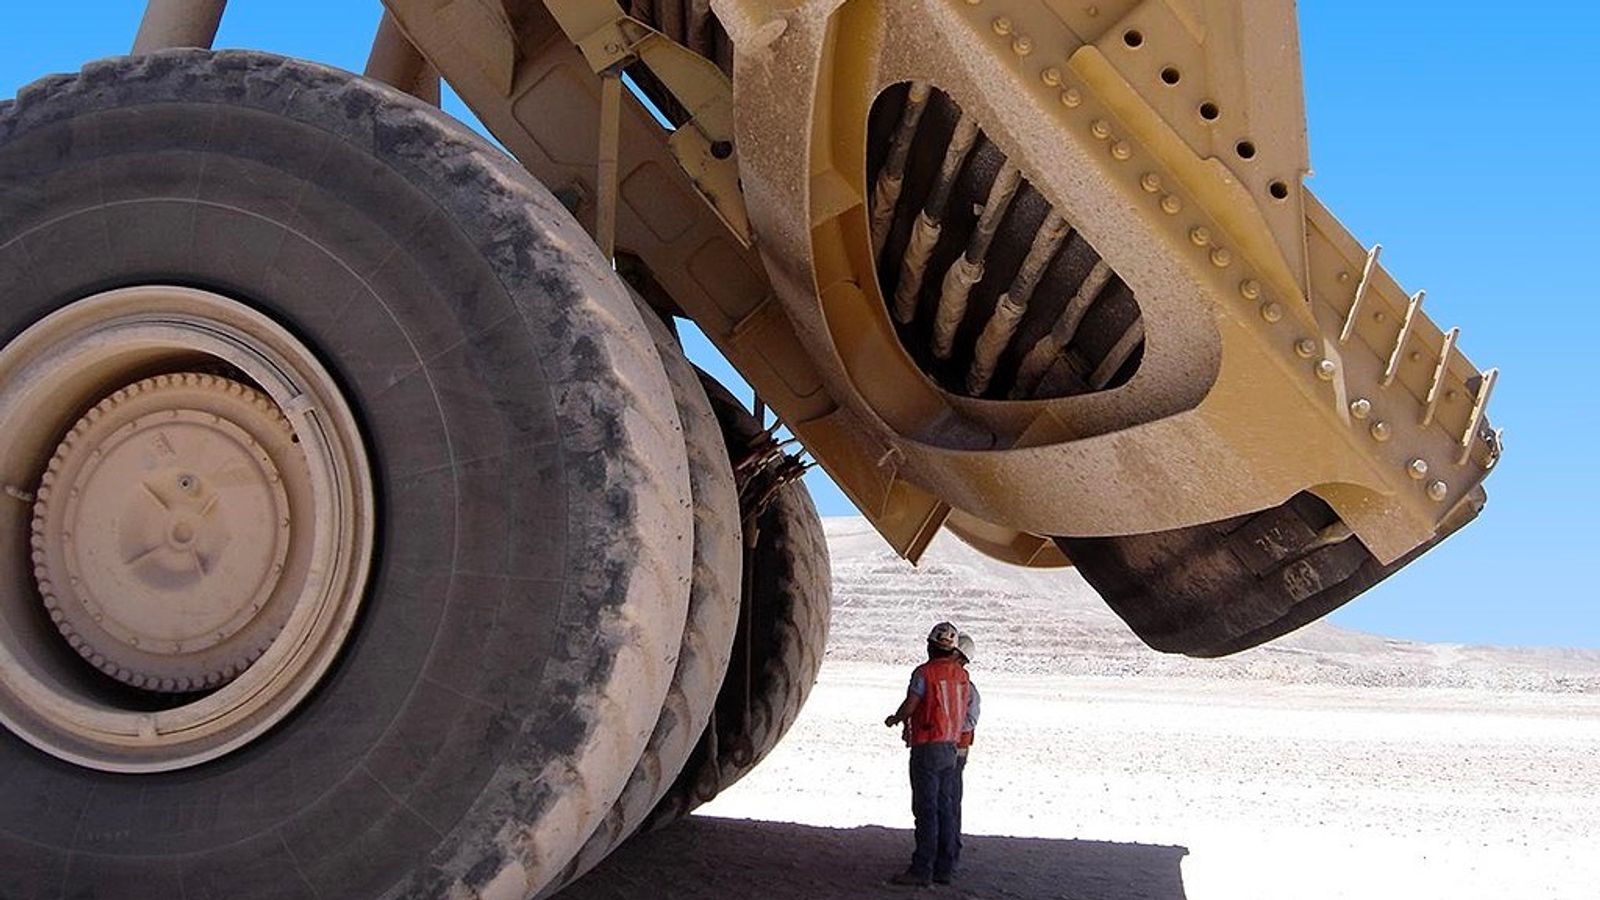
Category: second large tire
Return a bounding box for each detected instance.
[644,376,832,828]
[546,301,744,894]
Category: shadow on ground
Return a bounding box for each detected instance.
[558,816,1188,899]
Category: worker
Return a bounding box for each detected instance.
[883,621,971,887]
[952,632,980,876]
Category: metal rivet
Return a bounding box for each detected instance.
[1338,271,1352,283]
[1210,247,1232,268]
[1349,398,1372,419]
[993,16,1013,35]
[1041,67,1062,87]
[1091,119,1112,139]
[1140,172,1162,193]
[1012,35,1034,55]
[1295,338,1317,359]
[1239,279,1261,300]
[1407,458,1429,480]
[1160,194,1182,214]
[1189,226,1211,246]
[1061,88,1082,107]
[1110,140,1132,160]
[1370,421,1392,442]
[1427,480,1448,502]
[1374,311,1387,324]
[1087,4,1100,15]
[1315,359,1338,381]
[1260,301,1283,323]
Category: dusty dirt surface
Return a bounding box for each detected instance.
[563,663,1600,899]
[561,521,1600,898]
[559,815,1186,899]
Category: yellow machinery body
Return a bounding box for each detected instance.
[368,0,1495,654]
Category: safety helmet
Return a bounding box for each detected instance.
[956,633,975,664]
[927,621,959,651]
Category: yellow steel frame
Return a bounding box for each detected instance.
[366,1,1496,568]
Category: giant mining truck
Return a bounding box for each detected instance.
[0,1,1501,897]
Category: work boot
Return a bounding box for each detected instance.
[888,869,933,887]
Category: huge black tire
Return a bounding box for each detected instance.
[0,51,693,899]
[545,301,743,894]
[643,376,831,829]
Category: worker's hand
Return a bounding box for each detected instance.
[883,714,900,728]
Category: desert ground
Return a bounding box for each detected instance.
[560,520,1600,899]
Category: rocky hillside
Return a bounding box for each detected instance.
[823,518,1600,693]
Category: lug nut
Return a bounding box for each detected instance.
[1370,421,1392,442]
[1427,480,1449,502]
[1295,338,1317,359]
[1407,458,1429,480]
[1315,359,1337,380]
[1349,398,1372,419]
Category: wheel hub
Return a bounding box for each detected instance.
[0,286,374,772]
[32,374,299,693]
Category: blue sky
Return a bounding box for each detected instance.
[1,3,1592,648]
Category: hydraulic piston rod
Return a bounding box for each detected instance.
[132,0,226,54]
[365,11,441,105]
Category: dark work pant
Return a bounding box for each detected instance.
[908,743,959,877]
[953,752,967,869]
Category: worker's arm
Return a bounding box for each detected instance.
[884,691,919,728]
[886,668,926,727]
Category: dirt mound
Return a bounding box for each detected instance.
[826,518,1600,693]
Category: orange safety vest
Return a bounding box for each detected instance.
[907,657,971,746]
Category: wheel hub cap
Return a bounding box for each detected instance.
[33,374,300,693]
